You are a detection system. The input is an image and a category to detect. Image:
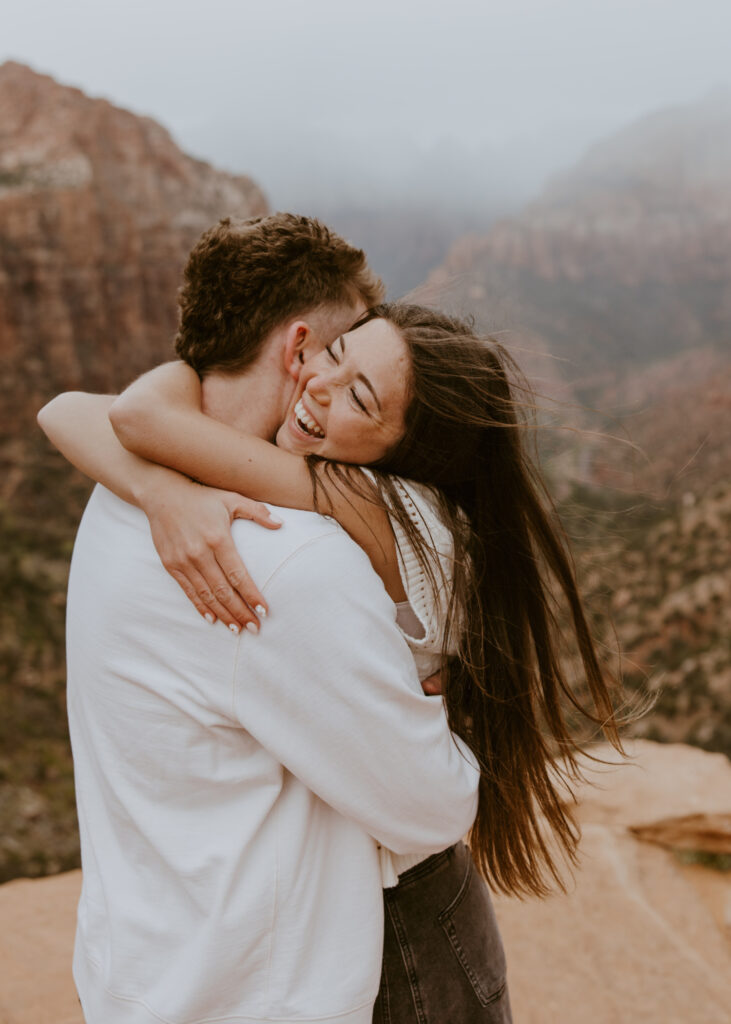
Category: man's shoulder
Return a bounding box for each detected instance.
[232,505,341,552]
[76,484,152,547]
[77,488,377,595]
[230,505,373,588]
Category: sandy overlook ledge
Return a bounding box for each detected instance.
[1,740,729,1024]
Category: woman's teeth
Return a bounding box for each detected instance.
[294,398,324,438]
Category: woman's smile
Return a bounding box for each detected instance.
[293,397,325,439]
[277,317,411,465]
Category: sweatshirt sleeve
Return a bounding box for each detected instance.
[230,528,479,856]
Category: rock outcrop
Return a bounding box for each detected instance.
[494,741,731,1024]
[629,812,731,854]
[0,61,267,434]
[1,741,729,1024]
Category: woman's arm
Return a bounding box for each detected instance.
[111,363,406,599]
[37,393,280,632]
[39,392,173,506]
[111,362,326,509]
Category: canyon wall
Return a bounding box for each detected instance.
[0,61,268,434]
[414,93,731,757]
[0,63,267,883]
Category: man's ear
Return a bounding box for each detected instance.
[283,320,320,380]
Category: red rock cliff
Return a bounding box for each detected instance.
[0,61,268,433]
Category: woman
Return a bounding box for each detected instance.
[41,302,627,1021]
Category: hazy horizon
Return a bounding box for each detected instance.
[4,0,731,214]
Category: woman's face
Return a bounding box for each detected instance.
[276,318,411,465]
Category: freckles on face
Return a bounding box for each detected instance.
[276,318,411,465]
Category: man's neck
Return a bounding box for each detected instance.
[200,350,293,441]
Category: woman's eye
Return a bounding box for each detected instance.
[350,388,368,414]
[325,344,339,363]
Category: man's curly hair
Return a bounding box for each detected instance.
[175,213,383,375]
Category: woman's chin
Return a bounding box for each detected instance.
[277,436,305,455]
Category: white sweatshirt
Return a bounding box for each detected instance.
[66,486,479,1024]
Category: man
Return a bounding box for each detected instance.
[44,214,480,1024]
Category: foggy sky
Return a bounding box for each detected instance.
[3,0,731,210]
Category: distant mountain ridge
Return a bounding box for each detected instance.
[413,95,731,769]
[544,88,731,199]
[421,90,731,392]
[415,89,731,503]
[0,61,267,435]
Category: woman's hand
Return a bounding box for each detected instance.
[142,479,282,634]
[421,671,443,696]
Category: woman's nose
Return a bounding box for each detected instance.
[305,372,331,405]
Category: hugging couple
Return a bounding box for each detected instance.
[40,212,623,1023]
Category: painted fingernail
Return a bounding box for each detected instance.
[245,622,259,635]
[254,604,267,618]
[204,613,215,624]
[228,623,240,635]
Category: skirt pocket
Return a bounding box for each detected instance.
[437,851,508,1007]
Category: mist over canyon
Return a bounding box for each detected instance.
[1,63,729,884]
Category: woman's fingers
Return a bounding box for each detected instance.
[187,545,263,633]
[232,498,283,530]
[168,567,220,625]
[421,671,443,696]
[147,489,274,632]
[212,532,269,620]
[185,559,258,634]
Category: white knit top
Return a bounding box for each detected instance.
[389,477,456,675]
[376,476,464,885]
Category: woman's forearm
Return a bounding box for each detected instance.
[108,363,402,596]
[109,363,316,510]
[37,392,191,508]
[37,390,280,631]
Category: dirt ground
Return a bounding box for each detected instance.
[1,741,729,1024]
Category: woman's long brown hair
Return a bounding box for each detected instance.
[311,303,631,899]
